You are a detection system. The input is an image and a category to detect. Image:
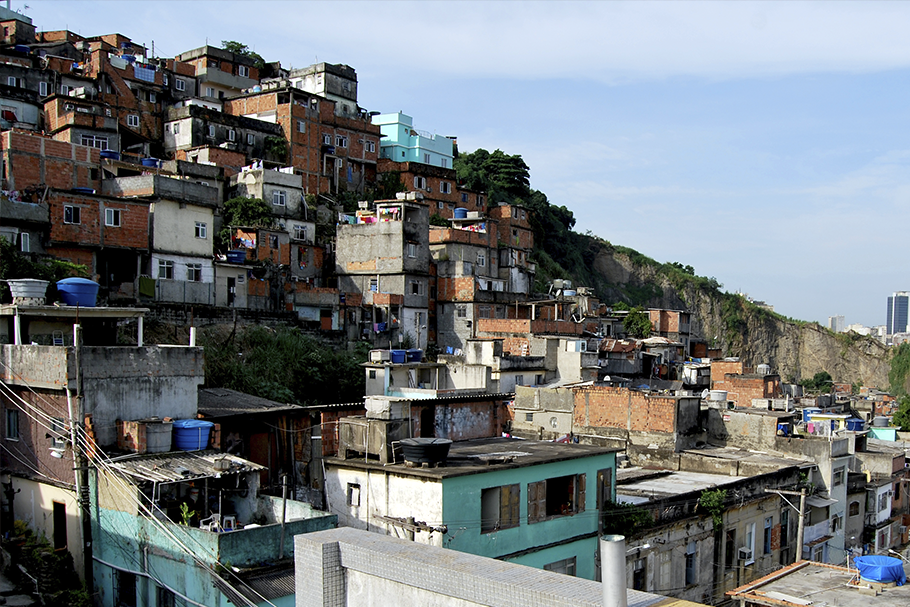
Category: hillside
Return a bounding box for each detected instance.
[547,235,892,388]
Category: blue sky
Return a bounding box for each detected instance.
[23,1,910,327]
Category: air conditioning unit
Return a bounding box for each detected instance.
[738,548,753,561]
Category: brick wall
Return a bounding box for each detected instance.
[47,191,149,249]
[2,130,100,191]
[711,360,747,386]
[573,386,678,434]
[713,374,781,406]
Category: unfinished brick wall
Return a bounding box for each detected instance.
[2,130,100,191]
[711,360,747,386]
[47,191,149,249]
[713,374,781,407]
[573,386,678,434]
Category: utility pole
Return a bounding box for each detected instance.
[765,487,807,563]
[73,324,93,590]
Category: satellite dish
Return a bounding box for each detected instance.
[701,389,710,400]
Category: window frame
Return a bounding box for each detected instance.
[175,78,186,92]
[246,133,254,145]
[19,232,28,252]
[228,128,236,142]
[207,124,215,138]
[104,208,121,227]
[126,114,139,128]
[406,242,417,258]
[480,484,520,533]
[186,263,202,282]
[272,190,287,207]
[5,408,18,440]
[157,260,173,280]
[527,474,585,523]
[237,64,250,78]
[39,81,48,97]
[194,222,207,239]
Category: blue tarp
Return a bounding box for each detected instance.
[853,556,906,586]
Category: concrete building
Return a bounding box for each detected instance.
[828,315,846,333]
[373,112,454,168]
[324,436,618,580]
[336,200,430,349]
[286,62,359,119]
[296,527,709,607]
[174,45,261,101]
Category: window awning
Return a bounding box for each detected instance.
[806,496,837,508]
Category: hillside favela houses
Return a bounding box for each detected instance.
[0,7,909,607]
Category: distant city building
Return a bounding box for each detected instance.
[828,315,845,333]
[844,323,871,336]
[887,291,910,335]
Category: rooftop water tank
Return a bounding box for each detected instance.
[400,438,452,466]
[453,208,468,219]
[873,416,890,427]
[756,364,771,376]
[853,555,906,586]
[56,278,99,307]
[172,419,214,451]
[6,279,49,305]
[708,390,728,402]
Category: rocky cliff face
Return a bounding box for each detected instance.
[586,244,892,388]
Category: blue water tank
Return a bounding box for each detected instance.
[56,278,99,307]
[406,349,422,363]
[141,157,159,168]
[453,208,468,219]
[100,150,120,161]
[802,407,821,423]
[226,250,246,264]
[846,418,865,432]
[172,420,214,451]
[390,349,406,364]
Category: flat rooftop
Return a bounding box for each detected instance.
[729,560,910,607]
[325,436,618,480]
[617,468,747,505]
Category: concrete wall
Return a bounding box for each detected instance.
[81,345,204,446]
[150,199,213,258]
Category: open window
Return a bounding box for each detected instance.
[528,474,585,523]
[481,484,519,533]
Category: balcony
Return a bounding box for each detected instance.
[196,66,257,91]
[803,519,831,545]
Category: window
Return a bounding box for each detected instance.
[685,542,697,586]
[297,119,305,133]
[194,222,207,239]
[369,278,378,293]
[744,522,755,564]
[175,79,186,91]
[39,81,47,97]
[849,500,860,516]
[724,528,737,569]
[366,140,375,153]
[407,242,417,258]
[162,74,169,86]
[832,513,843,533]
[544,557,576,577]
[268,235,278,250]
[148,91,156,103]
[413,176,427,190]
[157,587,175,607]
[127,114,139,128]
[764,516,773,555]
[322,133,331,145]
[525,413,533,422]
[409,280,424,296]
[441,158,448,168]
[19,232,28,253]
[117,570,137,607]
[481,484,519,533]
[528,474,585,523]
[172,122,180,135]
[157,260,173,280]
[423,152,431,164]
[477,252,486,267]
[880,491,890,512]
[238,65,249,78]
[53,501,66,550]
[80,135,108,150]
[104,208,121,227]
[346,483,360,507]
[478,305,492,319]
[205,86,216,98]
[335,135,348,148]
[50,418,66,449]
[207,125,215,137]
[5,409,18,440]
[246,133,254,145]
[833,467,845,486]
[456,304,467,318]
[272,190,287,206]
[228,128,235,141]
[186,263,202,282]
[368,370,376,380]
[6,76,15,87]
[515,374,524,386]
[440,181,451,194]
[294,225,307,241]
[60,84,69,96]
[461,193,468,203]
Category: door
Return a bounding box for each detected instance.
[227,277,236,306]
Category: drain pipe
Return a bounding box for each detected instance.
[601,535,628,607]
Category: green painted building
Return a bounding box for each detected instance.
[325,437,618,580]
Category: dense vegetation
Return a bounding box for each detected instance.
[0,238,88,302]
[200,325,368,405]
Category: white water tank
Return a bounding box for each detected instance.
[757,364,771,376]
[708,390,728,402]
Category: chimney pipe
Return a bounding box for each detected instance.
[601,534,628,607]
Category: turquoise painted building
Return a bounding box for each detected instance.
[372,112,455,168]
[325,437,618,580]
[91,450,337,607]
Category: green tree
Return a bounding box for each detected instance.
[454,148,531,203]
[221,40,265,69]
[219,196,272,250]
[890,342,910,396]
[893,396,910,431]
[371,171,407,201]
[0,238,88,302]
[623,306,653,338]
[800,371,833,393]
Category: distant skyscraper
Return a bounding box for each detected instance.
[887,292,910,335]
[828,315,845,333]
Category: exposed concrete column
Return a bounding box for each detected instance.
[13,311,21,345]
[137,316,144,347]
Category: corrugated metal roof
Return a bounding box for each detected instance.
[197,387,304,418]
[107,450,265,483]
